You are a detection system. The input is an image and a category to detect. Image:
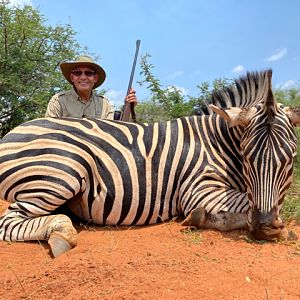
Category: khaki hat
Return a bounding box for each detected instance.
[60,55,106,89]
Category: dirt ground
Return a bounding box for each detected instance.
[0,199,300,300]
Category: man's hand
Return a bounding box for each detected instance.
[125,88,138,106]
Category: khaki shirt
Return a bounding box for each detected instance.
[45,87,114,120]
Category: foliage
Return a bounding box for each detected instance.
[137,53,232,120]
[0,2,82,136]
[137,53,195,121]
[282,177,300,224]
[274,85,300,106]
[190,77,232,115]
[135,100,168,123]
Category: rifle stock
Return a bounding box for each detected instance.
[121,102,134,122]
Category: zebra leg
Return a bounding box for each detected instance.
[0,203,77,257]
[182,207,248,231]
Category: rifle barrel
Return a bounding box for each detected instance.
[121,40,141,122]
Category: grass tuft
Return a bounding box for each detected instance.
[182,227,202,244]
[282,177,300,224]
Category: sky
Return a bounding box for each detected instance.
[9,0,300,108]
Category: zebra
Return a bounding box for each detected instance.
[0,70,299,257]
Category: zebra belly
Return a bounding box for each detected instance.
[66,192,174,226]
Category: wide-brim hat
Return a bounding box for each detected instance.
[60,55,106,89]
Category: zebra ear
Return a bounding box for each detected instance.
[283,106,300,126]
[209,104,256,127]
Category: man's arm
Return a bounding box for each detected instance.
[45,95,63,118]
[105,102,115,120]
[98,96,114,120]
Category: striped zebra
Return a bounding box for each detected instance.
[0,70,299,257]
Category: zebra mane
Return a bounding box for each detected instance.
[208,69,273,112]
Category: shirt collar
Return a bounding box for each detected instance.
[71,86,95,103]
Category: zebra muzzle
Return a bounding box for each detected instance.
[251,224,288,241]
[250,207,288,241]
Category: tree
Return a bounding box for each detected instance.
[137,53,231,121]
[0,2,83,136]
[137,53,194,121]
[190,77,232,115]
[274,85,300,107]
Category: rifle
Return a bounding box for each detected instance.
[121,40,141,122]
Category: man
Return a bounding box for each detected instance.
[45,55,137,120]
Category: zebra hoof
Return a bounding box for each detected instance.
[182,207,207,228]
[48,233,75,258]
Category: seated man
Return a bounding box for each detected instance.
[45,55,137,120]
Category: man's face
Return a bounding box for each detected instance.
[70,66,99,94]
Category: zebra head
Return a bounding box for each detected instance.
[210,70,300,241]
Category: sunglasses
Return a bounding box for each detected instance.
[71,70,95,77]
